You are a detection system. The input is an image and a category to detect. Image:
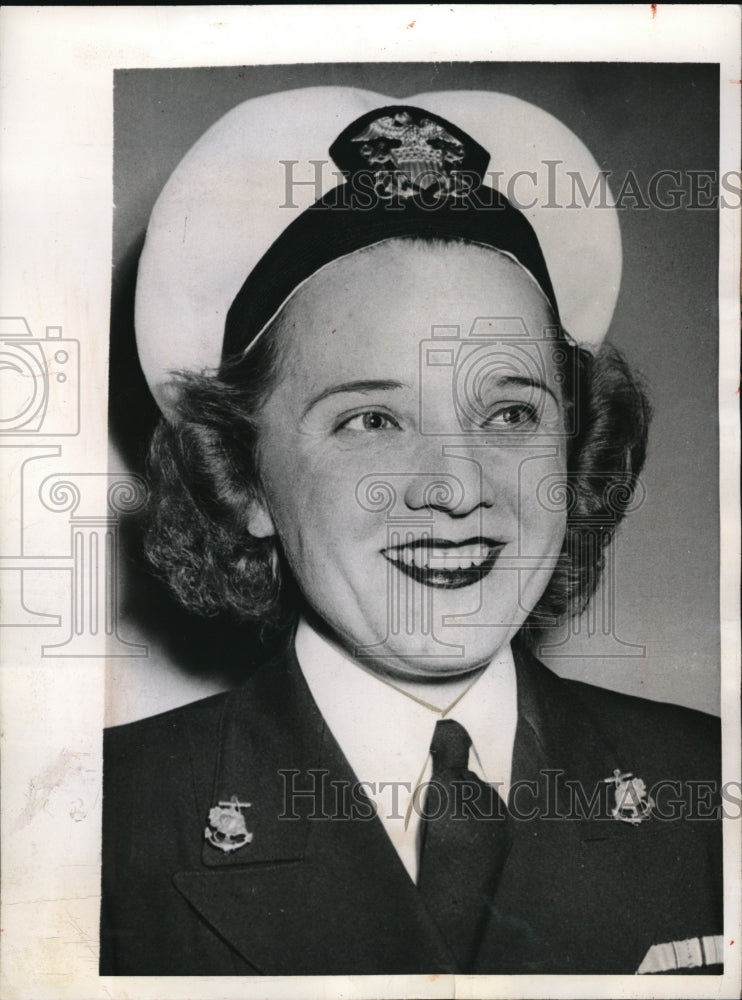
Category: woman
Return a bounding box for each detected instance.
[101,88,722,976]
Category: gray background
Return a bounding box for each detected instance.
[109,62,720,719]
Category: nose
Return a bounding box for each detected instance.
[403,448,492,518]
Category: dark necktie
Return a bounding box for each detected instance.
[417,718,511,970]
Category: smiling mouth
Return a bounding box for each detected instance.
[381,537,504,590]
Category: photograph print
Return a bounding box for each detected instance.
[101,59,726,978]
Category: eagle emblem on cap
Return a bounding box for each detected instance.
[204,795,253,852]
[604,769,654,825]
[351,110,470,200]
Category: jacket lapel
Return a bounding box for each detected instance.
[172,642,714,975]
[174,649,456,974]
[473,648,694,974]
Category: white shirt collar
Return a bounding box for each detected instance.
[295,618,518,882]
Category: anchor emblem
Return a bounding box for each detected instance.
[204,795,253,852]
[604,769,654,825]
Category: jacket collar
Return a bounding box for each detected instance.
[175,646,457,973]
[175,641,687,975]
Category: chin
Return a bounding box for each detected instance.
[348,625,519,681]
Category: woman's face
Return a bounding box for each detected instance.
[249,241,568,680]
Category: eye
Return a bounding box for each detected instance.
[336,410,400,432]
[485,403,540,428]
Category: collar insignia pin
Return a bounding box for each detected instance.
[204,795,253,852]
[603,768,654,825]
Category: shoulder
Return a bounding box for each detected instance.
[103,690,233,792]
[102,643,295,798]
[104,689,230,757]
[102,690,233,832]
[515,644,721,784]
[559,671,721,780]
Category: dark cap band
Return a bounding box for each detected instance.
[223,106,558,363]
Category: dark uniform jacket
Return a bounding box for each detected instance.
[100,644,723,976]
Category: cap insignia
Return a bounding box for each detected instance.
[330,105,489,203]
[352,110,467,199]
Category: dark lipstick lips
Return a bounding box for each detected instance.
[381,537,504,590]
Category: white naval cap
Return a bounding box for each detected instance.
[134,87,622,414]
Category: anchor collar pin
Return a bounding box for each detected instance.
[604,768,654,825]
[204,795,253,853]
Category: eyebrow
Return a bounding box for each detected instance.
[303,379,407,417]
[490,375,560,404]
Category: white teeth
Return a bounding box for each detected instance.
[386,543,495,572]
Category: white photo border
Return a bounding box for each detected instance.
[0,6,739,999]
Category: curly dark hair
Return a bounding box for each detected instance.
[520,340,651,642]
[143,241,651,646]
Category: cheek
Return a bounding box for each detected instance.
[505,449,567,544]
[520,489,567,536]
[261,454,357,567]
